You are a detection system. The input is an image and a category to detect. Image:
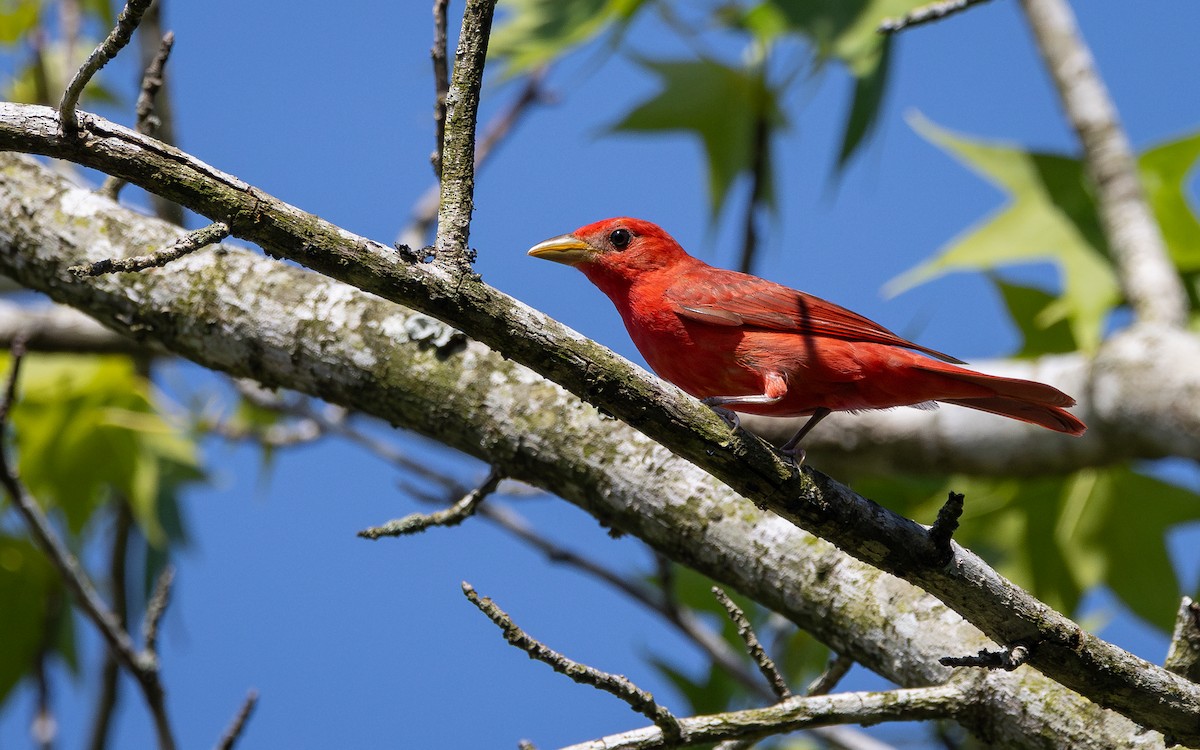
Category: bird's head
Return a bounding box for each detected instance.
[527,218,690,280]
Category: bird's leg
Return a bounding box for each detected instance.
[779,407,832,466]
[699,372,787,433]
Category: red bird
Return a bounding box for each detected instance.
[529,217,1086,458]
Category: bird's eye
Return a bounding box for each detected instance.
[609,228,632,249]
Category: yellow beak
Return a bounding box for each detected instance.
[527,234,597,266]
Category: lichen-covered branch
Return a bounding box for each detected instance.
[1019,0,1188,328]
[0,152,1187,748]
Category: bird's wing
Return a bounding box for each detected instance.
[665,268,964,364]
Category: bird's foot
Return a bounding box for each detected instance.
[701,399,741,431]
[779,444,806,468]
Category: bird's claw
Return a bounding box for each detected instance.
[701,399,741,431]
[779,445,806,468]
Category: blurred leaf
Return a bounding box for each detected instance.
[990,275,1078,357]
[1139,131,1200,273]
[0,536,58,702]
[836,35,890,170]
[611,58,785,216]
[7,354,203,546]
[1057,468,1199,630]
[887,114,1121,351]
[489,0,646,74]
[762,0,924,168]
[858,467,1200,632]
[0,0,40,45]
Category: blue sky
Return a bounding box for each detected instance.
[3,0,1200,747]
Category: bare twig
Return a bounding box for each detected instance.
[87,504,133,750]
[70,221,229,276]
[214,690,259,750]
[712,587,792,700]
[0,340,177,750]
[99,30,175,200]
[1019,0,1187,327]
[462,582,682,742]
[359,468,502,538]
[1165,597,1200,683]
[879,0,993,34]
[559,684,962,750]
[926,492,964,568]
[399,70,548,252]
[433,0,496,274]
[431,0,450,178]
[58,0,154,135]
[941,642,1032,671]
[738,101,771,275]
[142,566,175,658]
[806,654,854,697]
[470,503,774,701]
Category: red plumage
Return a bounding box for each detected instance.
[529,217,1086,448]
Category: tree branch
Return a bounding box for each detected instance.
[1165,597,1200,684]
[98,29,175,201]
[0,301,148,354]
[712,587,792,700]
[1019,0,1187,328]
[559,684,964,750]
[0,150,1192,748]
[433,0,496,274]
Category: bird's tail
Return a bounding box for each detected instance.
[914,364,1087,436]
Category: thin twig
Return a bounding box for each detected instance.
[70,221,229,276]
[399,69,548,252]
[87,503,133,750]
[879,0,993,34]
[737,100,771,274]
[806,654,854,696]
[58,0,154,135]
[470,502,775,701]
[433,0,496,274]
[712,587,792,700]
[431,0,450,178]
[99,30,175,200]
[462,582,682,742]
[1019,0,1188,327]
[0,340,177,750]
[358,468,502,538]
[142,566,175,658]
[214,690,259,750]
[941,642,1032,671]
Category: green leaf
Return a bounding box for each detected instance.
[1057,468,1199,630]
[762,0,925,168]
[0,537,59,703]
[8,354,203,546]
[887,114,1121,351]
[489,0,646,74]
[1139,131,1200,273]
[989,275,1078,357]
[650,656,739,715]
[611,58,785,216]
[836,35,891,170]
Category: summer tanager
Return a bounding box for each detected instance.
[529,217,1086,457]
